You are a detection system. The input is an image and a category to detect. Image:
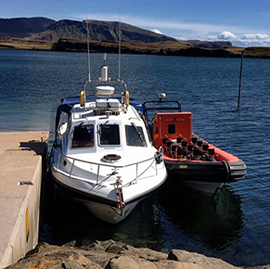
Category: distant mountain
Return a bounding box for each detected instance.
[0,17,232,48]
[31,19,178,43]
[0,17,55,38]
[184,40,232,49]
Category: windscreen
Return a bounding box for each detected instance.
[72,125,94,148]
[99,124,120,145]
[125,124,147,147]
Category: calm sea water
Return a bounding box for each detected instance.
[0,50,269,266]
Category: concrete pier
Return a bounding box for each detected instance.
[0,131,48,268]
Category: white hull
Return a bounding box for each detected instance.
[82,200,139,224]
[51,160,166,223]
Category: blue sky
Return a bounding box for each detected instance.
[1,0,270,46]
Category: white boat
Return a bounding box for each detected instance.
[49,54,167,224]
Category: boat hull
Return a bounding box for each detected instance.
[50,171,139,224]
[165,158,246,196]
[50,161,166,224]
[83,200,138,224]
[165,159,246,182]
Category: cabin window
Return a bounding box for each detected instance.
[99,124,120,145]
[125,124,147,147]
[72,125,94,148]
[168,124,175,134]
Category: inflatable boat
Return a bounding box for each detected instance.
[142,95,247,196]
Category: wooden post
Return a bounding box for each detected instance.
[238,50,244,108]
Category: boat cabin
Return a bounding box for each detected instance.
[152,112,192,149]
[57,98,149,157]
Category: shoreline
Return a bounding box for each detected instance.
[1,37,270,59]
[7,239,270,268]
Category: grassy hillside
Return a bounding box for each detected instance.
[243,47,270,58]
[1,37,270,59]
[51,38,190,53]
[0,37,53,50]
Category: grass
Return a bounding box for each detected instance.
[0,37,54,50]
[1,37,270,58]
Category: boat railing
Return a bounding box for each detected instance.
[142,100,182,112]
[51,147,160,186]
[141,100,182,139]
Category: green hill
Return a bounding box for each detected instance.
[0,17,231,49]
[0,17,55,38]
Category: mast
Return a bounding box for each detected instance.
[118,11,122,82]
[86,19,91,83]
[81,19,91,108]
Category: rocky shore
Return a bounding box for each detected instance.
[6,240,270,269]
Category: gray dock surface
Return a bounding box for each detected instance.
[0,131,48,268]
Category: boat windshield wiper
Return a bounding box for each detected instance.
[98,120,109,134]
[131,122,143,141]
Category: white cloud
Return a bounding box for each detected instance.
[217,31,237,40]
[72,12,246,35]
[242,33,268,40]
[208,31,270,46]
[151,29,163,35]
[72,12,270,46]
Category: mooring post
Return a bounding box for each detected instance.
[238,50,244,108]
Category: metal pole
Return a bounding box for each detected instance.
[118,10,121,81]
[238,50,244,108]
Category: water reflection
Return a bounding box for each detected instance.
[39,173,244,253]
[157,176,244,250]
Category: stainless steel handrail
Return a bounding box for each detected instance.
[51,147,160,185]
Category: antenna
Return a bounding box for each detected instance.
[86,18,91,82]
[118,10,121,81]
[82,17,91,108]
